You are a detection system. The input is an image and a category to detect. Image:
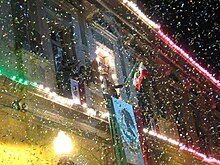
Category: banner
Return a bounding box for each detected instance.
[70,79,80,104]
[104,94,144,165]
[134,106,154,165]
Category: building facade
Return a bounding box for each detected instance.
[0,0,219,164]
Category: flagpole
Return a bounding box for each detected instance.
[124,60,141,87]
[104,94,128,165]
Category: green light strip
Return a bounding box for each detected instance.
[0,66,38,87]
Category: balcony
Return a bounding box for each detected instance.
[20,49,56,90]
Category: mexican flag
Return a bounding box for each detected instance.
[132,62,150,91]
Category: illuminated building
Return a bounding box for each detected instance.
[0,0,219,164]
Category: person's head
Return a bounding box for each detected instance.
[79,66,86,72]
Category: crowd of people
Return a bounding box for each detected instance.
[56,59,119,103]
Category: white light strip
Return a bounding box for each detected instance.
[143,129,220,164]
[120,0,160,29]
[34,84,109,119]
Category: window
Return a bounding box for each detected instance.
[95,43,116,87]
[29,30,43,55]
[50,28,64,71]
[88,42,118,97]
[10,0,29,50]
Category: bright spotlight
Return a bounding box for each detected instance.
[54,131,73,155]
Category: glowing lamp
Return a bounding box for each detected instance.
[54,131,73,155]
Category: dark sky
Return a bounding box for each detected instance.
[139,0,220,78]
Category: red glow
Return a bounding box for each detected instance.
[180,146,220,164]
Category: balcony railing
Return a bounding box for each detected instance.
[20,49,56,89]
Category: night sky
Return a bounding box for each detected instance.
[139,0,220,78]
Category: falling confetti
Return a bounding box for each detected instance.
[0,0,219,164]
[140,0,220,77]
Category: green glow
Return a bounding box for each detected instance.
[19,78,23,83]
[12,76,16,80]
[24,80,28,85]
[31,82,38,87]
[0,65,38,87]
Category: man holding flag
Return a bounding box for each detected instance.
[132,62,151,91]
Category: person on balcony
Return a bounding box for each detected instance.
[57,61,73,97]
[73,65,88,105]
[106,79,119,98]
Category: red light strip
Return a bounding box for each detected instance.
[143,129,220,164]
[157,30,220,89]
[180,145,220,164]
[120,0,219,90]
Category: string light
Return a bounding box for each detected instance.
[144,129,220,165]
[120,0,160,29]
[95,47,111,57]
[0,65,40,87]
[11,76,16,80]
[44,87,50,93]
[48,92,57,99]
[120,0,219,90]
[38,84,44,90]
[98,66,102,71]
[101,84,105,88]
[87,108,97,117]
[101,112,109,119]
[157,30,220,89]
[0,70,108,119]
[82,103,88,109]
